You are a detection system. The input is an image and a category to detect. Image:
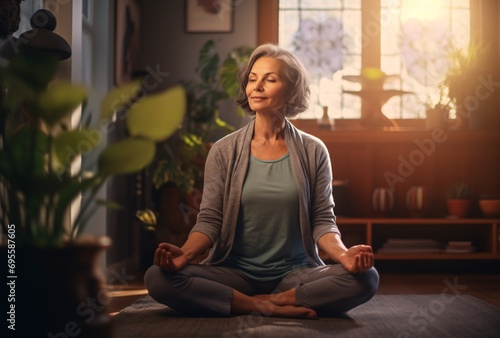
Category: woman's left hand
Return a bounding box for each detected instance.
[338,245,374,273]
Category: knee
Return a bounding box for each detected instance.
[144,265,162,295]
[356,267,379,299]
[144,265,174,301]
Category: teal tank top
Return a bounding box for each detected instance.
[225,153,311,281]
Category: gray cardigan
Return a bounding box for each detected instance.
[191,118,340,266]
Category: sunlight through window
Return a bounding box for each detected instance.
[279,0,470,120]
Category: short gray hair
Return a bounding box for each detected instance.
[235,44,310,118]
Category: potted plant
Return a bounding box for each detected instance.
[446,183,474,218]
[0,44,185,336]
[443,43,491,130]
[149,40,252,246]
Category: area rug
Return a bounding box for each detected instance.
[112,294,500,338]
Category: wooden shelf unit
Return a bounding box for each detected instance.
[290,119,500,218]
[288,121,500,263]
[336,217,500,260]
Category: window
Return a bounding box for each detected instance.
[276,0,471,120]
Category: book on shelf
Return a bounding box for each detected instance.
[445,241,475,253]
[377,238,443,253]
[384,238,441,247]
[377,247,444,253]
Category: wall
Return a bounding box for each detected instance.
[138,0,258,129]
[139,0,257,87]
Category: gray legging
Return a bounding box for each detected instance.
[144,263,379,316]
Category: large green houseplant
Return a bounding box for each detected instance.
[0,46,185,336]
[146,40,252,246]
[152,40,252,194]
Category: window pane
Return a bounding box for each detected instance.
[280,0,298,9]
[279,1,362,119]
[298,0,338,9]
[381,0,470,118]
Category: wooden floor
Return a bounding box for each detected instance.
[106,272,500,315]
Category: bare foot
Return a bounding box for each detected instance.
[231,290,316,319]
[253,289,295,306]
[272,303,317,319]
[255,299,317,319]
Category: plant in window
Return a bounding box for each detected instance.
[443,43,492,129]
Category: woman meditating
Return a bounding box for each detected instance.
[145,43,379,318]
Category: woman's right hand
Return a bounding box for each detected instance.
[153,242,189,272]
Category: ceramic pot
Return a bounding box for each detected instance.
[446,199,471,218]
[11,237,113,337]
[478,199,500,218]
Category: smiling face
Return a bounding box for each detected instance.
[245,57,289,115]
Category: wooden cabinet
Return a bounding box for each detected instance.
[337,217,500,260]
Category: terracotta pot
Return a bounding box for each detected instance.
[446,199,471,218]
[10,237,113,337]
[479,199,500,218]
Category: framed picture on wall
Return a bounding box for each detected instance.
[115,0,141,85]
[185,0,234,33]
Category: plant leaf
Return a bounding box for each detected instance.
[126,85,186,141]
[7,48,59,91]
[53,129,102,169]
[97,138,155,175]
[100,80,143,122]
[219,46,253,99]
[96,199,123,209]
[136,209,157,225]
[4,128,48,176]
[52,175,103,240]
[197,40,219,82]
[36,82,87,126]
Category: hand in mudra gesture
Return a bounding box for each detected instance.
[154,242,189,272]
[338,245,374,274]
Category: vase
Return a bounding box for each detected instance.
[11,237,113,337]
[406,186,430,217]
[372,187,394,217]
[317,106,335,129]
